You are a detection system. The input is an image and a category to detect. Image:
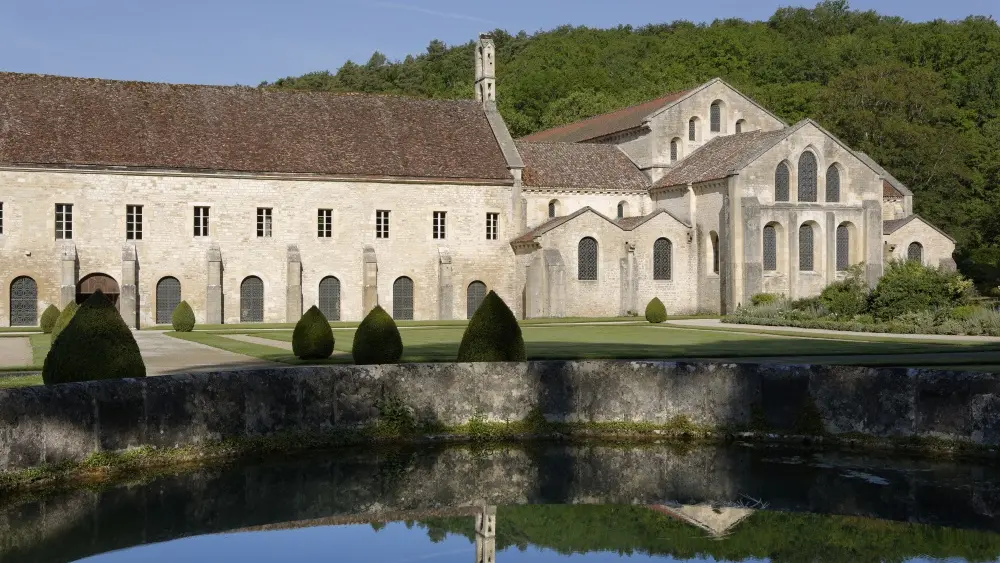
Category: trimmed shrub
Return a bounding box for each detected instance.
[50,301,79,343]
[292,305,335,360]
[644,297,668,324]
[751,293,780,306]
[457,290,526,362]
[867,260,974,320]
[39,305,60,334]
[819,265,868,317]
[42,290,146,385]
[351,305,403,365]
[171,300,196,332]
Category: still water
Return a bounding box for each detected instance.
[4,442,1000,563]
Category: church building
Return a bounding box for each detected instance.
[0,34,955,327]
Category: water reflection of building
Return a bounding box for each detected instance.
[475,505,496,563]
[649,504,755,538]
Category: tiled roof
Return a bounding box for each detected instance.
[511,207,689,245]
[0,72,512,181]
[883,214,956,243]
[883,180,904,198]
[652,128,793,189]
[519,89,692,143]
[516,141,649,192]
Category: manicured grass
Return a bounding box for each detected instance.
[0,327,42,333]
[168,332,351,365]
[0,374,44,388]
[664,321,1000,347]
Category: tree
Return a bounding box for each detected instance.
[352,305,403,365]
[645,298,667,324]
[292,306,335,360]
[456,290,526,362]
[50,301,79,343]
[171,301,196,332]
[39,304,60,334]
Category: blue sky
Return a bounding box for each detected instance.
[0,0,995,86]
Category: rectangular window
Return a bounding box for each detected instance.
[126,204,143,240]
[256,207,272,238]
[376,210,390,239]
[485,212,499,240]
[317,209,333,238]
[433,211,446,239]
[194,206,210,237]
[55,203,73,240]
[0,202,4,234]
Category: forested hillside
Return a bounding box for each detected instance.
[262,1,1000,292]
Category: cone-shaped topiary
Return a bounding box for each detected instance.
[351,305,403,365]
[40,304,60,334]
[171,300,196,332]
[50,301,79,343]
[292,305,335,360]
[645,297,667,324]
[42,290,146,385]
[456,290,526,362]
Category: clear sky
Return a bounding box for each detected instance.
[0,0,995,86]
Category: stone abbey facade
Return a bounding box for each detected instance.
[0,35,955,327]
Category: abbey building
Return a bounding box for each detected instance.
[0,35,955,327]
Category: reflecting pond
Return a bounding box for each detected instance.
[4,442,1000,562]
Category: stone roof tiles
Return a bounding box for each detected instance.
[652,128,793,189]
[883,214,956,243]
[516,141,649,192]
[0,72,513,181]
[511,207,689,245]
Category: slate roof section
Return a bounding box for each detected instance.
[883,214,956,242]
[519,89,692,143]
[511,207,689,245]
[510,209,592,244]
[652,128,794,189]
[0,72,513,181]
[516,141,650,192]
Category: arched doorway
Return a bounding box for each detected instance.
[240,276,264,323]
[393,277,414,320]
[77,273,120,308]
[156,277,182,324]
[467,281,487,319]
[318,276,341,321]
[10,276,37,326]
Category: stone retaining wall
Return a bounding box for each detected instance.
[1,361,999,471]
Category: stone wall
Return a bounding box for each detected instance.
[3,361,1000,472]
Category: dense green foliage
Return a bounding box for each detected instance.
[352,305,403,364]
[415,505,1000,562]
[819,264,868,316]
[751,293,780,306]
[866,260,973,320]
[42,291,146,385]
[171,301,195,332]
[39,305,60,334]
[292,305,334,359]
[644,297,667,323]
[264,2,1000,293]
[456,290,526,361]
[50,301,79,343]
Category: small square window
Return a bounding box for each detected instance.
[55,203,73,240]
[126,205,143,240]
[376,210,390,239]
[194,206,210,237]
[317,209,333,238]
[485,212,499,240]
[433,211,446,239]
[256,207,272,238]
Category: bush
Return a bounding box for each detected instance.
[292,305,335,360]
[50,301,79,343]
[819,264,868,317]
[867,260,974,320]
[351,305,403,365]
[42,290,146,385]
[644,297,668,324]
[39,305,60,334]
[949,305,980,321]
[171,300,196,332]
[457,290,526,361]
[751,293,780,306]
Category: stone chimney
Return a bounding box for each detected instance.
[475,33,496,105]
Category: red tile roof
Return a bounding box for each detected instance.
[519,89,693,143]
[0,72,512,181]
[516,141,649,192]
[883,180,904,198]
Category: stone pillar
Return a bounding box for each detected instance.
[362,245,378,317]
[718,194,732,314]
[524,253,545,318]
[741,197,762,304]
[620,241,637,315]
[120,244,138,329]
[862,200,884,287]
[543,249,565,318]
[825,211,837,284]
[206,243,223,325]
[788,211,799,301]
[59,242,77,307]
[438,248,453,320]
[286,245,302,322]
[475,506,496,563]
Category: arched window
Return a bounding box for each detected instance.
[240,276,264,323]
[9,276,37,326]
[826,165,841,203]
[735,119,746,133]
[775,162,790,202]
[670,138,679,162]
[467,281,487,319]
[318,276,341,321]
[908,242,923,264]
[578,237,598,280]
[798,151,818,202]
[548,200,558,219]
[617,201,629,219]
[393,276,414,320]
[799,224,815,271]
[710,101,722,132]
[156,277,182,325]
[710,231,720,274]
[653,238,672,280]
[763,225,777,271]
[688,118,698,141]
[836,224,850,271]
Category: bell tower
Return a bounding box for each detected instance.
[474,34,496,105]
